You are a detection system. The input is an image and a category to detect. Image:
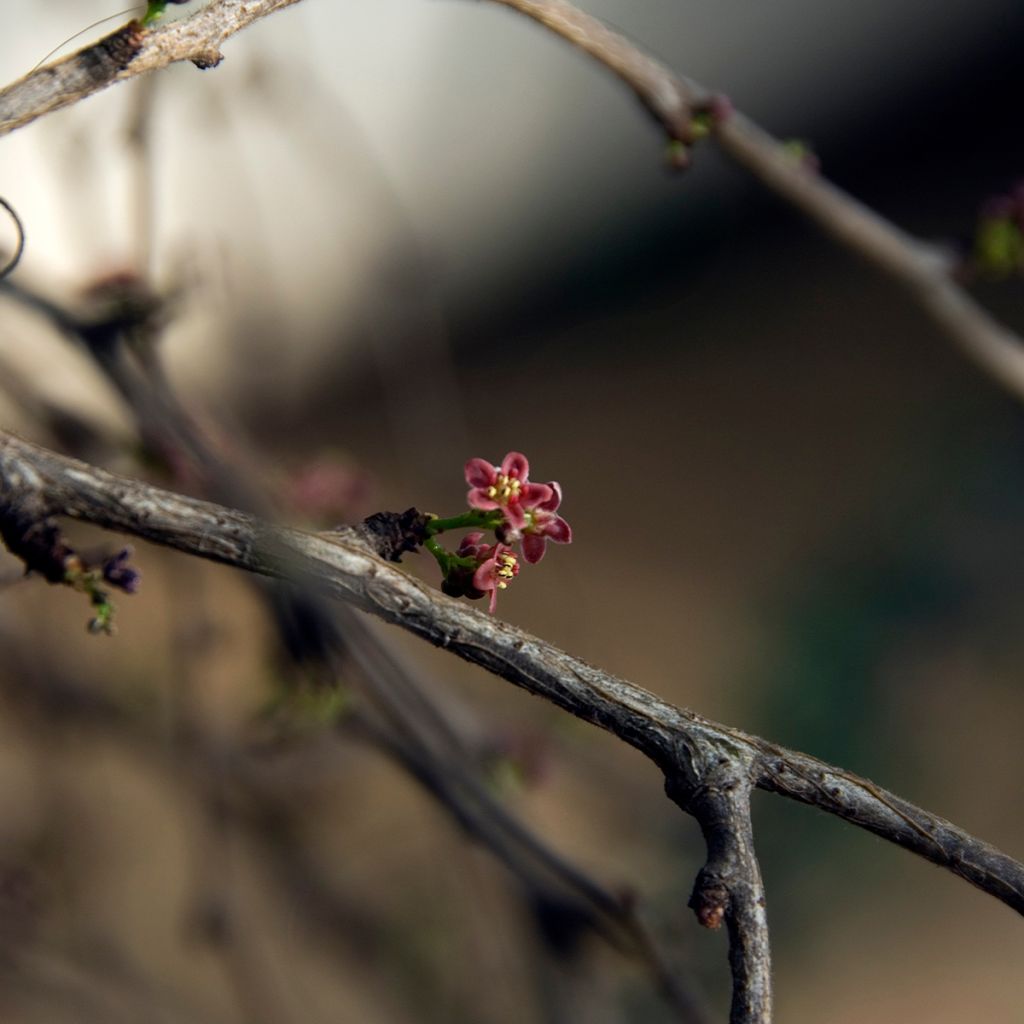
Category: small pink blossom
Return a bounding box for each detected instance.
[444,534,520,613]
[519,482,572,564]
[472,543,520,614]
[465,452,553,531]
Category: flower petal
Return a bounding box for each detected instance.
[522,533,547,564]
[465,458,497,488]
[473,557,498,593]
[520,482,554,507]
[501,452,530,480]
[456,532,487,558]
[539,481,563,512]
[502,503,527,530]
[545,516,572,544]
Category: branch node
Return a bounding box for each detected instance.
[191,50,224,70]
[0,497,141,634]
[0,500,73,584]
[666,752,773,1020]
[104,21,147,64]
[352,508,431,562]
[690,879,728,931]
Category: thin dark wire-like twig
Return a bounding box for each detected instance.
[0,196,25,280]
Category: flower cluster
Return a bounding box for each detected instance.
[427,452,571,613]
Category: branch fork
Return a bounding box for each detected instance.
[667,749,772,1023]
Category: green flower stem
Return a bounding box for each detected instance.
[65,566,116,635]
[143,2,168,25]
[424,536,451,573]
[424,536,478,575]
[426,510,503,536]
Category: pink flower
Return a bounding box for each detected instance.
[465,452,553,531]
[442,533,519,613]
[518,482,572,564]
[472,543,520,613]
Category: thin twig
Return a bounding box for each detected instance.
[0,0,307,138]
[5,0,1019,407]
[490,0,710,142]
[486,0,1024,403]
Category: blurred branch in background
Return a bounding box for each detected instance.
[490,0,1024,402]
[0,184,709,1021]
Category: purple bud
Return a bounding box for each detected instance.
[102,548,141,594]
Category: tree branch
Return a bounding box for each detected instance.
[2,430,1022,926]
[0,272,709,1019]
[490,0,711,142]
[486,0,1024,403]
[0,0,306,138]
[668,764,771,1024]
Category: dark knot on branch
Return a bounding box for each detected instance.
[354,507,432,562]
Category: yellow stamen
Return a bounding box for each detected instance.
[492,475,522,504]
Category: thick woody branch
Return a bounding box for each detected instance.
[2,430,1023,922]
[0,0,306,138]
[487,0,1024,403]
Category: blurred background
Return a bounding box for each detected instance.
[2,0,1024,1020]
